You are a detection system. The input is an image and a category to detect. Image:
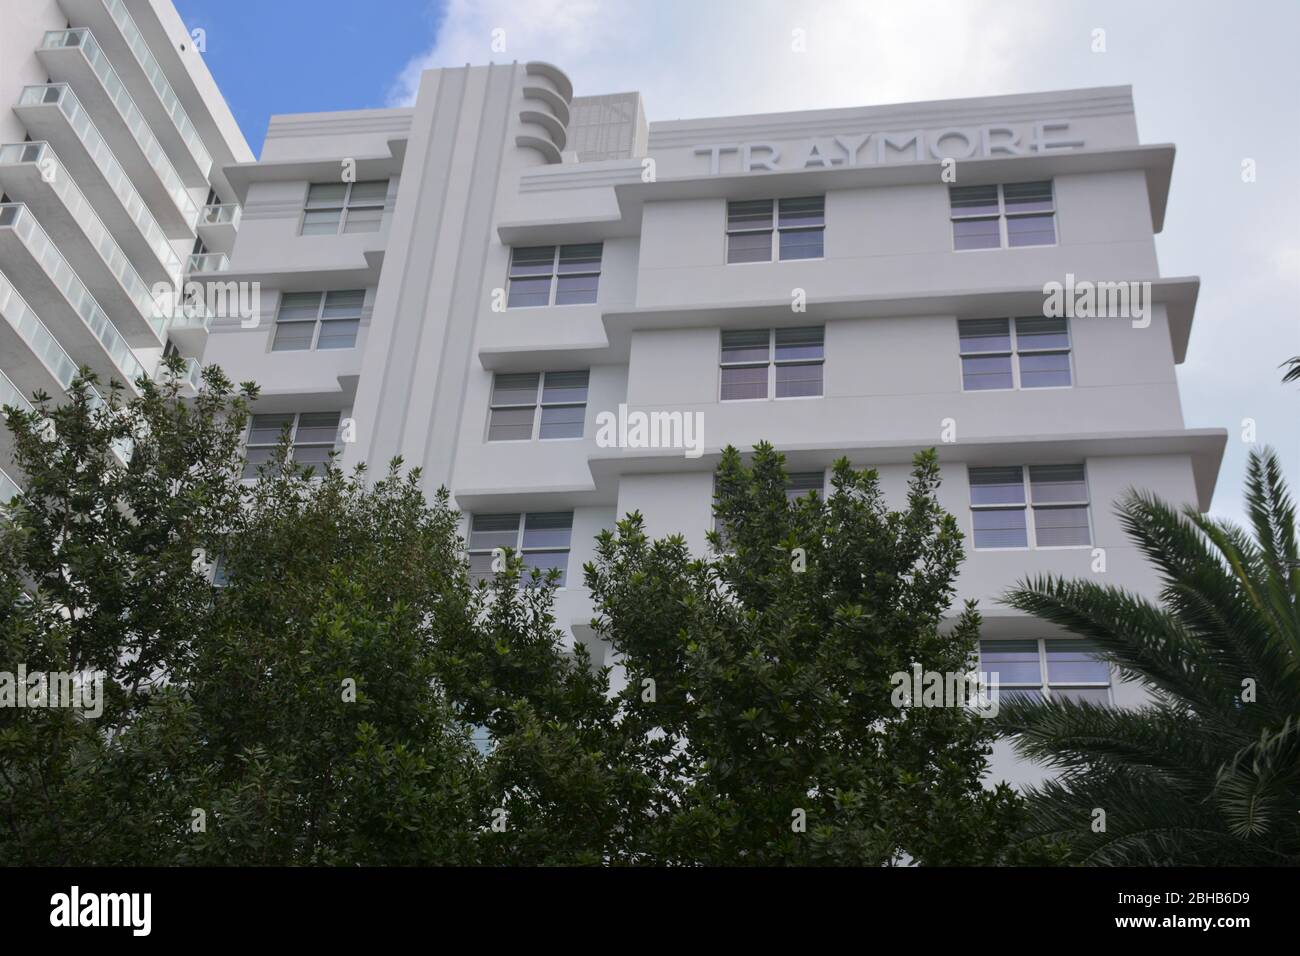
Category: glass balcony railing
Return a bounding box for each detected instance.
[186,253,229,273]
[0,203,146,390]
[164,302,214,334]
[199,203,241,229]
[0,467,20,504]
[0,267,81,392]
[0,368,35,415]
[0,141,167,342]
[17,83,182,283]
[40,28,199,228]
[102,0,212,178]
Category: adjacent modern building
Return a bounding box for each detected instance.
[0,1,1227,785]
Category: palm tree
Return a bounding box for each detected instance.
[997,447,1300,865]
[1284,357,1300,384]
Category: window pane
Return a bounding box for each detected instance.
[953,217,1000,250]
[293,444,334,469]
[342,206,383,233]
[727,199,773,229]
[1003,181,1053,214]
[557,243,602,273]
[541,370,589,404]
[322,290,365,317]
[508,246,556,277]
[727,231,772,263]
[492,373,539,406]
[301,209,341,235]
[969,466,1025,505]
[1018,351,1071,387]
[241,445,278,479]
[306,183,346,207]
[469,513,520,551]
[1006,214,1055,247]
[786,471,824,502]
[555,273,599,304]
[949,184,1000,217]
[778,196,824,228]
[347,180,388,204]
[1029,464,1087,503]
[248,414,293,446]
[522,512,573,549]
[272,321,315,351]
[1033,506,1091,547]
[295,412,340,444]
[316,318,359,349]
[468,551,497,583]
[539,404,585,439]
[520,550,568,586]
[972,508,1028,548]
[980,640,1042,685]
[775,326,824,361]
[721,329,770,365]
[278,292,323,321]
[507,276,552,308]
[1014,316,1069,350]
[775,362,822,398]
[958,318,1011,353]
[1046,640,1110,684]
[779,229,823,260]
[487,406,535,441]
[721,364,768,400]
[1051,687,1110,704]
[962,354,1014,390]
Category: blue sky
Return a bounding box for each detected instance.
[173,0,445,155]
[173,0,1298,527]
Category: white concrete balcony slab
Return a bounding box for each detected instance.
[13,84,183,286]
[196,202,240,252]
[162,303,212,352]
[186,252,229,274]
[58,0,214,185]
[37,28,199,235]
[0,266,82,404]
[0,142,167,346]
[0,204,147,394]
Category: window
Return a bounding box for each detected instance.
[958,317,1071,390]
[242,411,341,479]
[506,243,602,307]
[300,180,388,236]
[720,327,824,400]
[713,470,824,541]
[726,196,825,263]
[949,181,1056,250]
[467,512,573,586]
[979,639,1111,704]
[271,290,364,351]
[487,370,588,441]
[968,464,1091,549]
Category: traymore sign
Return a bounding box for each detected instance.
[693,120,1084,174]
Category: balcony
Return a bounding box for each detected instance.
[0,266,82,403]
[0,204,147,394]
[155,356,201,395]
[162,301,213,353]
[37,28,199,234]
[14,84,183,286]
[58,0,213,185]
[0,467,19,505]
[187,252,230,274]
[0,142,167,346]
[196,202,241,251]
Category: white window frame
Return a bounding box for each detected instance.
[242,411,342,480]
[957,316,1074,391]
[949,181,1057,252]
[486,371,589,442]
[271,290,365,352]
[505,244,603,308]
[725,196,826,264]
[299,180,388,236]
[466,511,574,589]
[967,463,1093,551]
[718,327,825,402]
[979,638,1113,704]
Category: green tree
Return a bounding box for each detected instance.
[584,443,1034,865]
[998,447,1300,865]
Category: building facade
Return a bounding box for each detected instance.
[0,2,1226,784]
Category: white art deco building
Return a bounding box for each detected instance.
[0,1,1225,784]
